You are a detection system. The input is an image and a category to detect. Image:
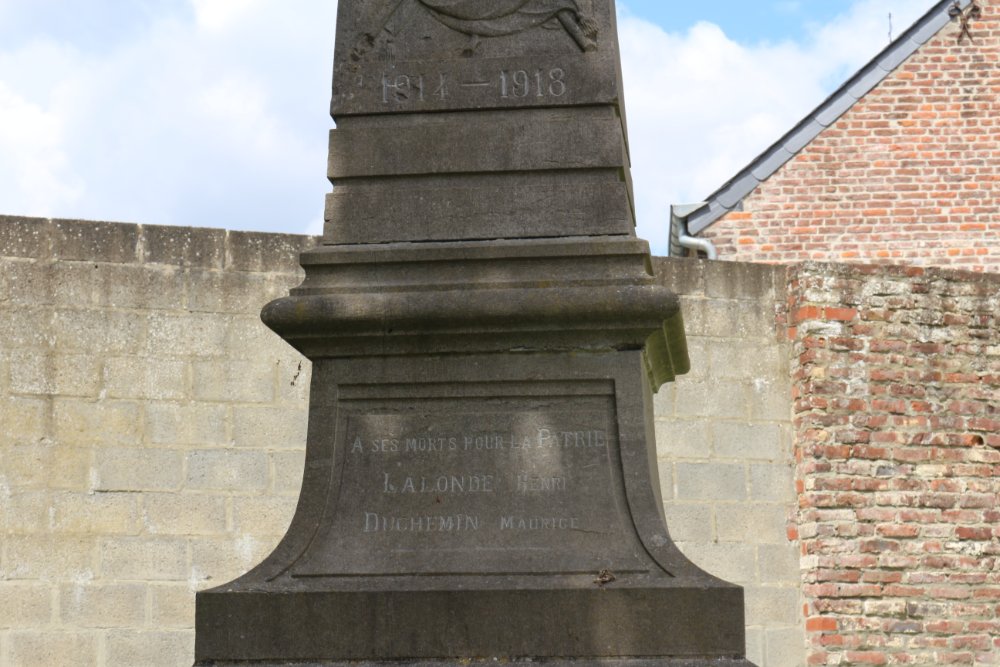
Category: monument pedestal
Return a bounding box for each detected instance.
[196,2,757,664]
[196,239,749,665]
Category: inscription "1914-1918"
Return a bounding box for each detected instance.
[379,67,567,105]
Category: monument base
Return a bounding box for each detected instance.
[199,659,756,667]
[196,580,749,662]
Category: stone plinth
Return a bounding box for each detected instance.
[195,2,755,665]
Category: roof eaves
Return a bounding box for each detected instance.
[685,0,970,236]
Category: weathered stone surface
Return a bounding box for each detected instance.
[106,630,193,667]
[143,225,226,269]
[196,349,748,661]
[0,582,53,627]
[226,231,318,273]
[100,537,189,581]
[52,219,140,263]
[322,1,634,246]
[202,661,754,667]
[195,1,747,665]
[327,110,627,178]
[9,631,99,667]
[330,1,620,116]
[324,176,633,243]
[59,583,147,628]
[0,215,51,258]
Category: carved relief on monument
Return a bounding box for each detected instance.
[351,0,599,64]
[418,0,598,52]
[332,0,614,115]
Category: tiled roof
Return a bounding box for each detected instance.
[681,0,973,237]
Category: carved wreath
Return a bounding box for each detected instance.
[418,0,598,52]
[352,0,599,63]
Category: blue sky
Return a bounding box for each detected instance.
[0,0,936,253]
[625,0,861,43]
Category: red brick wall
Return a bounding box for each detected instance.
[787,262,1000,665]
[705,1,1000,272]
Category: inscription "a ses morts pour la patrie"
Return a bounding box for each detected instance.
[350,428,608,454]
[353,427,608,536]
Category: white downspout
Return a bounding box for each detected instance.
[670,204,718,260]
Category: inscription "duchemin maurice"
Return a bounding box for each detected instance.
[364,512,481,533]
[362,513,583,534]
[500,516,580,531]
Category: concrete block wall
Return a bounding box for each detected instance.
[652,259,803,667]
[0,217,316,667]
[0,218,802,665]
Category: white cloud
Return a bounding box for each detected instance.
[191,0,265,32]
[0,81,82,216]
[0,1,336,233]
[198,76,289,159]
[774,1,803,13]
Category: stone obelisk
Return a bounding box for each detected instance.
[195,1,755,665]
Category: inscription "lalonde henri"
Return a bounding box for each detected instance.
[381,473,567,495]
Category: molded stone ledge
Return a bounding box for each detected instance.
[266,238,689,389]
[261,283,682,371]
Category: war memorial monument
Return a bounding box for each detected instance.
[195,1,756,664]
